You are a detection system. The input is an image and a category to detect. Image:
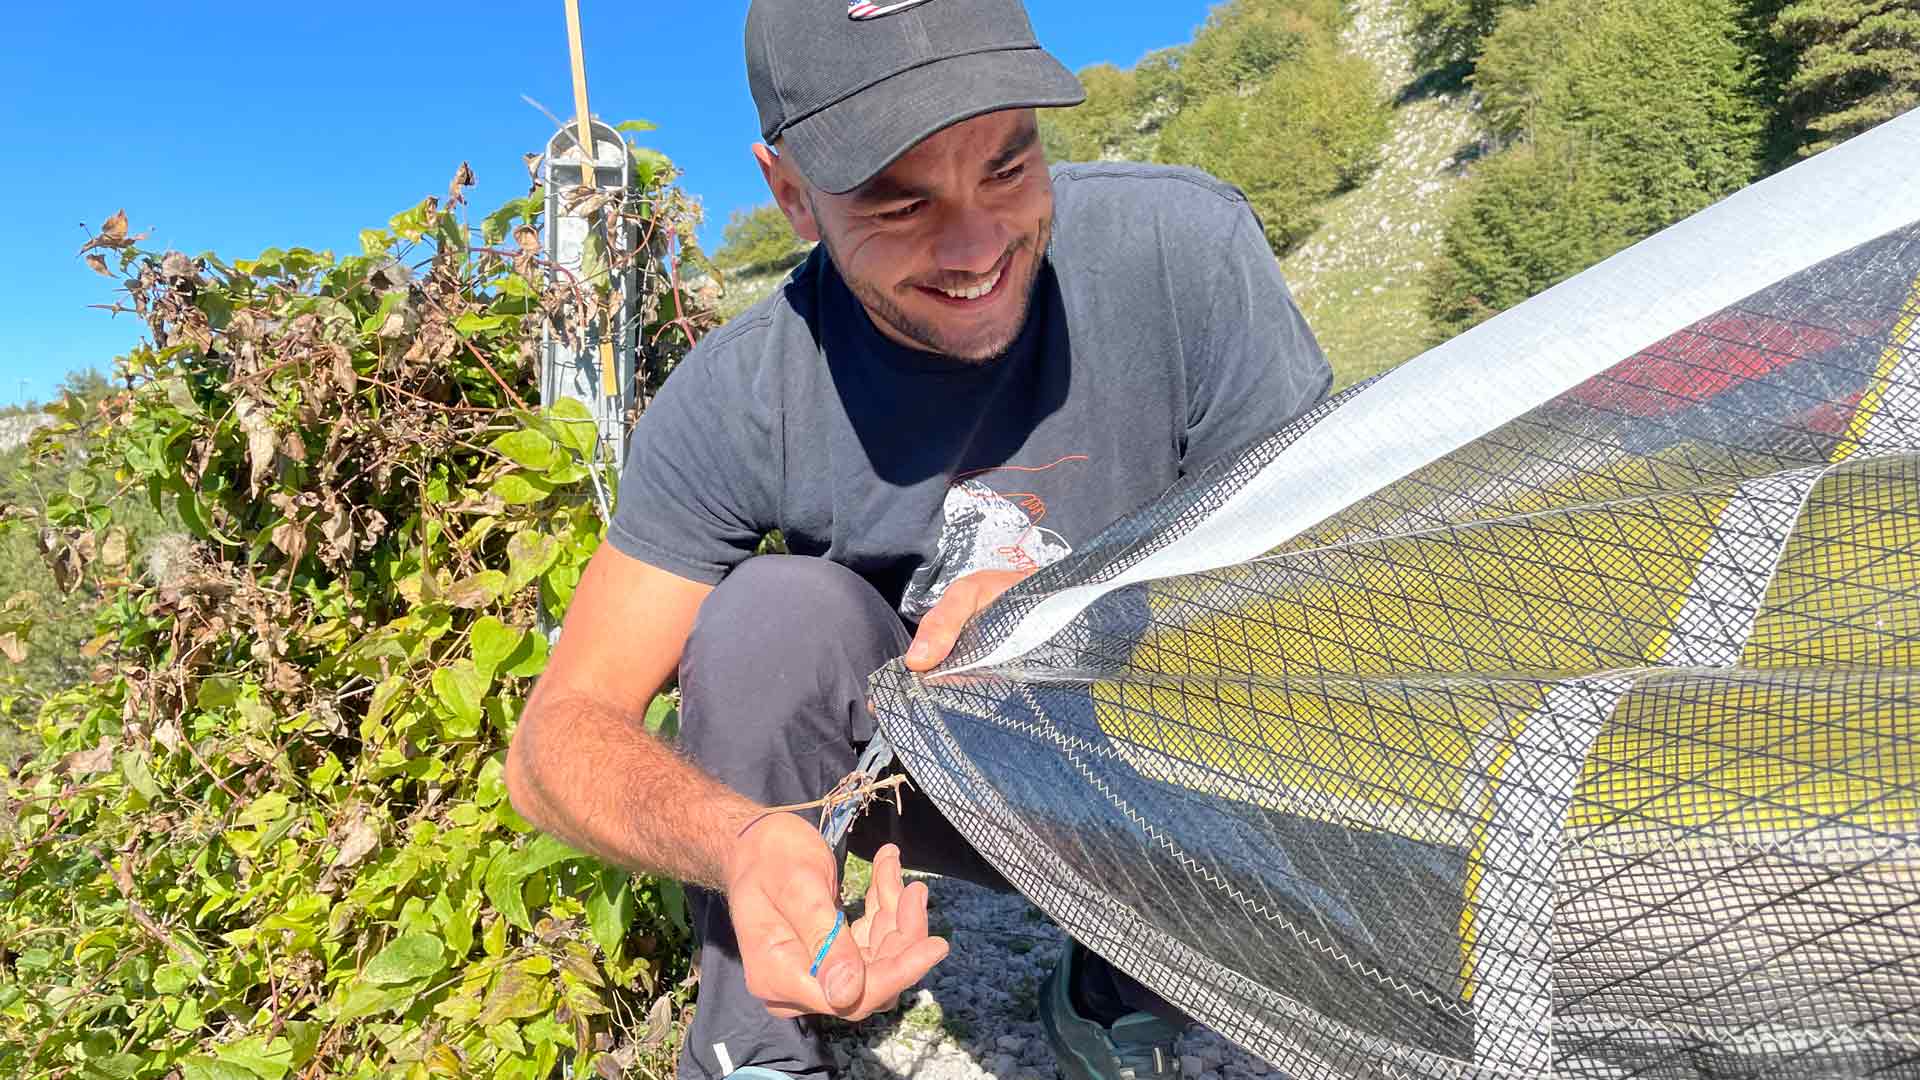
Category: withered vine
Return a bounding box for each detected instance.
[0,124,717,1079]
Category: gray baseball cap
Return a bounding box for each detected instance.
[746,0,1085,194]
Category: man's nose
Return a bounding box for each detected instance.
[933,204,1008,275]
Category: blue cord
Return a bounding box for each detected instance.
[809,910,845,978]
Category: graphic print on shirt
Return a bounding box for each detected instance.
[900,456,1086,620]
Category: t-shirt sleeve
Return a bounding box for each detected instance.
[1181,203,1334,473]
[605,347,779,584]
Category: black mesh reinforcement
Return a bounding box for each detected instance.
[871,222,1920,1079]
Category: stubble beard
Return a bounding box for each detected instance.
[825,214,1053,364]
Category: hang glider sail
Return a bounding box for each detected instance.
[869,107,1920,1078]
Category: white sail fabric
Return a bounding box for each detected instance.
[869,107,1920,1079]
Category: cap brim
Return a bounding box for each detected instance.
[780,47,1085,195]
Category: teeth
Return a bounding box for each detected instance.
[938,266,1001,300]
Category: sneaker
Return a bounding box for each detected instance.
[1040,944,1182,1080]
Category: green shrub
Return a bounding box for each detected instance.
[713,203,808,275]
[1178,0,1342,101]
[1424,135,1636,336]
[0,135,715,1078]
[1427,0,1774,336]
[1040,62,1144,162]
[1401,0,1534,69]
[1156,41,1389,252]
[1773,0,1920,156]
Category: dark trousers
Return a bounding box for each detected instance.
[675,556,1166,1080]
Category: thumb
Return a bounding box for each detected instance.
[816,924,866,1011]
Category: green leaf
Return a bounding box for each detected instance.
[197,675,243,710]
[502,629,549,679]
[66,471,100,500]
[516,833,584,878]
[179,1059,260,1080]
[334,979,414,1022]
[365,674,409,727]
[470,616,526,682]
[389,198,436,242]
[431,661,489,738]
[615,119,659,134]
[644,694,679,740]
[215,1034,296,1080]
[153,960,199,995]
[545,397,598,458]
[505,531,561,594]
[362,933,448,985]
[491,429,556,471]
[445,569,508,609]
[119,750,160,802]
[484,853,533,932]
[633,148,670,190]
[660,879,689,935]
[81,1053,142,1080]
[236,792,291,829]
[490,473,555,506]
[158,375,205,417]
[586,866,635,957]
[359,228,393,256]
[453,312,509,337]
[476,963,551,1025]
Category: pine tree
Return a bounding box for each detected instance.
[1773,0,1920,155]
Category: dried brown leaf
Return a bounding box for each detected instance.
[269,520,309,568]
[332,812,380,869]
[151,714,184,753]
[100,209,128,243]
[329,344,357,398]
[513,225,541,255]
[0,631,25,665]
[449,162,476,205]
[85,253,112,278]
[64,736,115,777]
[99,527,130,570]
[235,395,277,495]
[641,994,673,1046]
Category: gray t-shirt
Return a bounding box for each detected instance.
[610,162,1331,619]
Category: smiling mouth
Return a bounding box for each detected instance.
[916,251,1013,305]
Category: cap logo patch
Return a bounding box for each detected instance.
[847,0,935,20]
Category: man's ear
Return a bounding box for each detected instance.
[753,143,821,243]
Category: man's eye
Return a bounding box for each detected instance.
[992,163,1026,184]
[878,201,924,221]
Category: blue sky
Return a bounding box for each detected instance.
[0,1,1212,408]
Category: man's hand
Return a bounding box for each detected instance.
[904,568,1035,672]
[724,814,947,1021]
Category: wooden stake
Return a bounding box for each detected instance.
[563,0,621,400]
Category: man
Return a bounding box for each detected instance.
[504,0,1331,1077]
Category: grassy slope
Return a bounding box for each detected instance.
[1279,0,1484,388]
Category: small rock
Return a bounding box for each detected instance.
[990,1053,1019,1077]
[997,1035,1026,1053]
[1181,1055,1206,1076]
[1200,1071,1223,1080]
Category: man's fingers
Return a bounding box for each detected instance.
[904,602,968,671]
[904,569,1032,671]
[894,878,930,942]
[858,934,950,1013]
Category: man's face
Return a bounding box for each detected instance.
[759,109,1054,362]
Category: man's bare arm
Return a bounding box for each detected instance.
[503,542,756,888]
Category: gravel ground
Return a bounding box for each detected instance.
[825,874,1288,1080]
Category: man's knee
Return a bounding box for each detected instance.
[684,556,901,672]
[677,557,908,788]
